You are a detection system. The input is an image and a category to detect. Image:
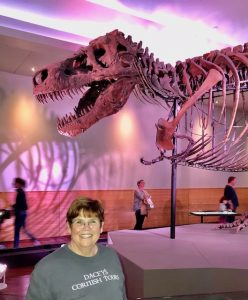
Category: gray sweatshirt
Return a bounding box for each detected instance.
[25,244,127,300]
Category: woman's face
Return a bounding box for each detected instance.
[138,180,145,189]
[68,210,103,256]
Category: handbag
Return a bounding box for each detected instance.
[147,196,155,209]
[140,202,148,215]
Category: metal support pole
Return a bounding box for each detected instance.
[170,100,177,239]
[170,147,177,238]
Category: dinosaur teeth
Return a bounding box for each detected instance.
[58,111,79,129]
[79,87,86,93]
[43,95,48,103]
[56,91,63,100]
[36,94,48,103]
[36,95,42,103]
[49,93,55,101]
[67,90,74,99]
[38,92,63,103]
[54,92,59,100]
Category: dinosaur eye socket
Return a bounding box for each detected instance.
[71,54,92,73]
[94,48,107,68]
[94,48,105,59]
[117,43,127,52]
[33,69,48,86]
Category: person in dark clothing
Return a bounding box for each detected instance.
[224,176,239,223]
[12,177,39,248]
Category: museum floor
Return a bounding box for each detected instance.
[1,226,248,300]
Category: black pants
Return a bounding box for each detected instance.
[134,209,145,230]
[227,207,237,223]
[14,211,36,248]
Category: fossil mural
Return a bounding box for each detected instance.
[33,30,248,172]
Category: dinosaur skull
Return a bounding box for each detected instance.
[33,30,139,136]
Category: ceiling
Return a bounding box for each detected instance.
[0,0,248,77]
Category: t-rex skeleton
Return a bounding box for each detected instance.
[33,30,248,172]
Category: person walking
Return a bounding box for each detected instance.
[12,177,39,248]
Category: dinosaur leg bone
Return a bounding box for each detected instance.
[156,69,223,151]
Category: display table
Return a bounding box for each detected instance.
[190,211,239,223]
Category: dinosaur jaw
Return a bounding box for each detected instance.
[35,77,137,137]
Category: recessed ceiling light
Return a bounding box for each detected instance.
[31,67,35,72]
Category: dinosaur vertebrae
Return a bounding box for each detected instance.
[136,42,248,100]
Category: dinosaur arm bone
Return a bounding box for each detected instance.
[199,58,227,124]
[156,68,223,150]
[173,69,223,126]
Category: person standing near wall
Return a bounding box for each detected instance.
[12,177,39,248]
[224,176,239,223]
[133,179,150,230]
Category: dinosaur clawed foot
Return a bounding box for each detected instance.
[236,224,246,233]
[217,224,224,229]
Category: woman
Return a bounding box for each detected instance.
[26,197,127,300]
[133,179,151,230]
[12,177,38,248]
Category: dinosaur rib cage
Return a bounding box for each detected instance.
[141,85,248,172]
[136,40,248,172]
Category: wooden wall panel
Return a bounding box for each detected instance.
[1,188,248,243]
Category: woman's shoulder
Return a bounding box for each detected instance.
[35,245,68,269]
[98,244,119,257]
[98,246,122,267]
